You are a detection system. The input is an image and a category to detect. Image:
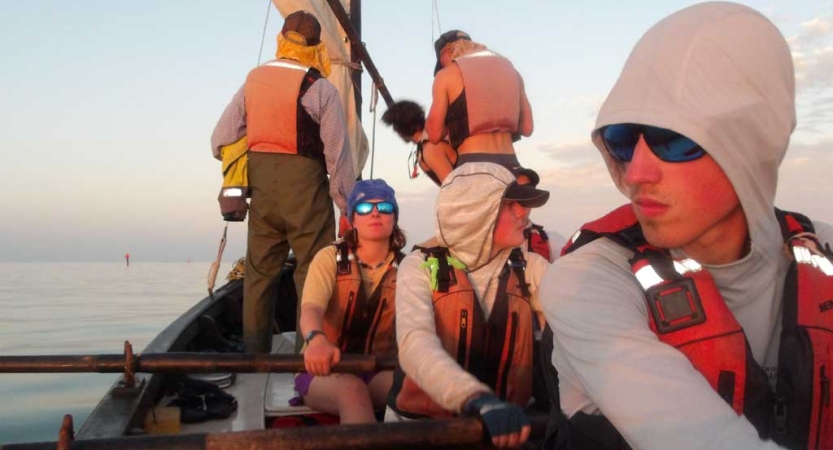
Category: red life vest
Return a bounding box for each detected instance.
[525,223,553,263]
[445,51,521,150]
[560,204,833,450]
[321,242,400,359]
[244,60,325,163]
[388,247,535,419]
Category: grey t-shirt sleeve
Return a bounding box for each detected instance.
[541,238,787,450]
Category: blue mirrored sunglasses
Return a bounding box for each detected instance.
[601,123,706,163]
[354,201,395,216]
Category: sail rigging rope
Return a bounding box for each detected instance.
[257,0,273,65]
[369,85,379,179]
[432,0,443,42]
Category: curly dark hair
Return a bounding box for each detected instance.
[344,224,407,255]
[381,100,426,139]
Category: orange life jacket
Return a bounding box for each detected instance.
[244,60,325,163]
[445,51,521,150]
[560,204,833,450]
[388,247,535,419]
[321,242,400,358]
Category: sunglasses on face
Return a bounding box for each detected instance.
[601,124,706,163]
[354,201,395,216]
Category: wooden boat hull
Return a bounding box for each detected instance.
[77,278,245,439]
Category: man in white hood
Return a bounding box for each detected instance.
[386,162,550,448]
[541,2,833,450]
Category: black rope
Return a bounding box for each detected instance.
[432,0,443,42]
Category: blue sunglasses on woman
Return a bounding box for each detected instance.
[601,123,706,163]
[354,201,396,216]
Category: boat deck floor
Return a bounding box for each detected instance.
[171,332,315,435]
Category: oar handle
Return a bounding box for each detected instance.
[0,417,488,450]
[0,353,398,374]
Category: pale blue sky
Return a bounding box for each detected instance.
[1,1,831,261]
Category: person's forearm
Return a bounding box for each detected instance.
[399,327,491,412]
[396,256,491,412]
[299,304,326,337]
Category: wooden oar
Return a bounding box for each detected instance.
[0,353,397,374]
[0,414,550,450]
[2,417,483,450]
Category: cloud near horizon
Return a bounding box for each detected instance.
[789,14,833,135]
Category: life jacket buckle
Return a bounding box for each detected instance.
[773,399,787,435]
[335,244,352,275]
[506,258,526,270]
[645,277,706,334]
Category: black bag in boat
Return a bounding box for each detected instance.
[166,375,238,424]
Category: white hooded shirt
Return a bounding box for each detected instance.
[395,163,549,413]
[540,3,833,450]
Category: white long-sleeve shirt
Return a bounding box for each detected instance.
[541,224,833,450]
[395,247,549,413]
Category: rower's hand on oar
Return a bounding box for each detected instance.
[463,393,531,448]
[303,336,341,376]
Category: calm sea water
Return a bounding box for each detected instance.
[0,261,237,444]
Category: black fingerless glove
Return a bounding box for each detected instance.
[463,393,529,440]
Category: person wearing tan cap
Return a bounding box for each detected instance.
[426,30,533,170]
[211,10,355,354]
[386,162,550,448]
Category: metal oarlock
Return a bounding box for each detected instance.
[123,341,135,388]
[113,340,144,397]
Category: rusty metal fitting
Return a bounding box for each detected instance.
[57,414,74,450]
[123,340,135,388]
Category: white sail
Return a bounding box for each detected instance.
[272,0,369,178]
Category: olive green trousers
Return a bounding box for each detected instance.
[244,152,335,354]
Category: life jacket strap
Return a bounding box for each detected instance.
[505,248,531,298]
[335,241,352,275]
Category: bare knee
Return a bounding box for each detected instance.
[333,375,375,423]
[334,375,372,406]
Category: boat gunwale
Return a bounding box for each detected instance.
[75,279,243,439]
